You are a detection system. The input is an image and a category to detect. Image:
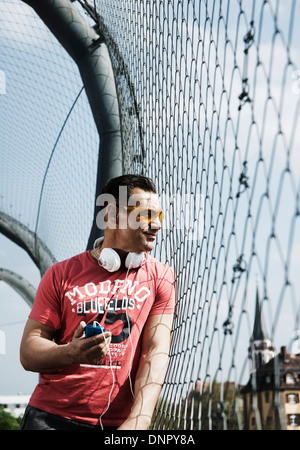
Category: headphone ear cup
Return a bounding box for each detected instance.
[125,252,145,269]
[98,248,121,272]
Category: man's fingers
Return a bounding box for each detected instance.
[73,321,86,339]
[84,331,111,348]
[82,332,112,363]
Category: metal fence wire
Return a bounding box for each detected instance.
[1,0,300,429]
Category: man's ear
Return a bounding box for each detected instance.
[106,204,119,227]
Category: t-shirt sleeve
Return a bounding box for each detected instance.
[29,264,62,330]
[149,265,176,315]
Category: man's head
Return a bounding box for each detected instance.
[96,174,163,253]
[100,174,157,203]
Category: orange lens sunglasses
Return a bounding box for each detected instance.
[119,205,165,223]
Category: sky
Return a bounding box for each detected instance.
[0,0,78,395]
[0,234,40,395]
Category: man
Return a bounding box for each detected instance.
[20,174,175,430]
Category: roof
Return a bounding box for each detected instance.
[241,347,300,393]
[250,288,269,342]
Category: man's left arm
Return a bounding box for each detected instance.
[117,312,174,430]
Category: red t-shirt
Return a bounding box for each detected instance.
[28,250,175,427]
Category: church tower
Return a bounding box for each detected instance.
[242,288,300,429]
[248,288,275,374]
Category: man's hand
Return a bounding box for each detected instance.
[20,318,111,373]
[67,321,111,366]
[117,415,152,430]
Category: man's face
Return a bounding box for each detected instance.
[113,187,163,253]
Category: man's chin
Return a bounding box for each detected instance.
[138,233,156,252]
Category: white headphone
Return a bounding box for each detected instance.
[93,237,145,272]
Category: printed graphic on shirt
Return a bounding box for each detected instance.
[64,278,151,369]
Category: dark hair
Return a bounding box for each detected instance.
[99,174,157,209]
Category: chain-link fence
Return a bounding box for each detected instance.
[1,0,300,429]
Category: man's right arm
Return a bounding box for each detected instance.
[20,318,111,374]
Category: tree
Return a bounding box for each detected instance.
[0,406,22,430]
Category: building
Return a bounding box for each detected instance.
[0,394,30,418]
[241,289,300,430]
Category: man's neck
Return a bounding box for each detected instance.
[91,237,128,265]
